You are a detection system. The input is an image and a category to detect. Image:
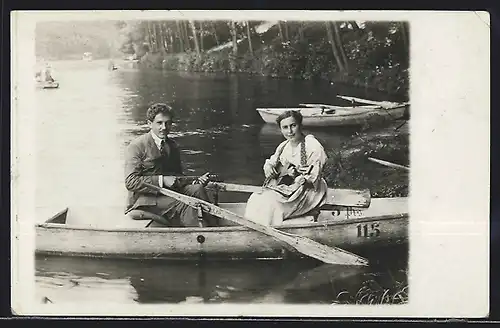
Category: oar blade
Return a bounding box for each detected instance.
[281,233,369,266]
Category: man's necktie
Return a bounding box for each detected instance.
[160,140,168,156]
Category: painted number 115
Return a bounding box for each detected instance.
[356,223,381,238]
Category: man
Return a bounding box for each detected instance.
[124,103,217,227]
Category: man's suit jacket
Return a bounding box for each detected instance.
[124,132,183,214]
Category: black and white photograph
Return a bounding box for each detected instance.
[11,11,490,317]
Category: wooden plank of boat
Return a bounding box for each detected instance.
[143,182,370,266]
[212,182,371,208]
[35,198,408,260]
[299,103,375,109]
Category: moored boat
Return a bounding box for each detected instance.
[36,81,59,89]
[256,103,408,127]
[35,197,408,261]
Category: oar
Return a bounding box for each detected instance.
[143,182,369,266]
[299,103,339,109]
[337,95,407,108]
[210,182,371,208]
[368,157,410,171]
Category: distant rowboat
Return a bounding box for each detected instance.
[36,80,59,89]
[256,102,409,127]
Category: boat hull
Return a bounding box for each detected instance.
[35,199,408,260]
[36,81,59,89]
[257,105,407,127]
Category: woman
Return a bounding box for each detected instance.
[244,110,328,226]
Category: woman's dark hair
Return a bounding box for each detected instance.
[146,103,174,122]
[276,110,303,126]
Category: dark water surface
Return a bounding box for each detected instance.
[35,60,408,305]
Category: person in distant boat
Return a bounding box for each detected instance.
[42,64,55,82]
[124,103,218,227]
[244,110,329,226]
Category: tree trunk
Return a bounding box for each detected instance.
[324,22,345,72]
[283,21,290,41]
[146,21,154,52]
[176,20,185,53]
[230,21,238,72]
[246,21,253,56]
[183,21,191,50]
[154,22,162,53]
[211,22,220,45]
[298,23,305,42]
[189,20,201,59]
[277,21,284,43]
[332,22,349,70]
[199,21,204,51]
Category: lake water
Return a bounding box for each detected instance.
[34,59,408,305]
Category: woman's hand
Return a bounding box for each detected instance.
[264,163,278,178]
[294,175,306,185]
[297,165,312,175]
[286,165,298,177]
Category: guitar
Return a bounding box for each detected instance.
[264,163,313,197]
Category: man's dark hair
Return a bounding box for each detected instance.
[146,103,174,122]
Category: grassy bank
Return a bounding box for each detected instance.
[334,272,409,305]
[323,120,409,198]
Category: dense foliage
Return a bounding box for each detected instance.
[117,20,409,96]
[35,20,409,95]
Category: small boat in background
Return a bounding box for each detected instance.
[36,80,60,89]
[34,66,59,89]
[257,102,408,127]
[82,52,93,61]
[257,95,409,127]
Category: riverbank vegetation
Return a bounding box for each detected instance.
[335,271,409,305]
[323,120,409,197]
[116,20,409,96]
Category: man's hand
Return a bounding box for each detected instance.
[196,172,211,186]
[163,176,178,188]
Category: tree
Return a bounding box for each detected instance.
[230,21,238,72]
[332,22,349,71]
[324,21,346,72]
[175,20,185,52]
[189,20,202,59]
[246,21,253,56]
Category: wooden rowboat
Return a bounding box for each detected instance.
[256,103,408,127]
[35,197,408,261]
[36,80,59,89]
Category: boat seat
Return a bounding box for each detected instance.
[118,210,165,229]
[280,216,316,226]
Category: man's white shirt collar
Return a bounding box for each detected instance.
[150,131,165,150]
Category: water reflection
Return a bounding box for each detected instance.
[36,256,376,304]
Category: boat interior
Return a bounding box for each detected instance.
[40,198,408,230]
